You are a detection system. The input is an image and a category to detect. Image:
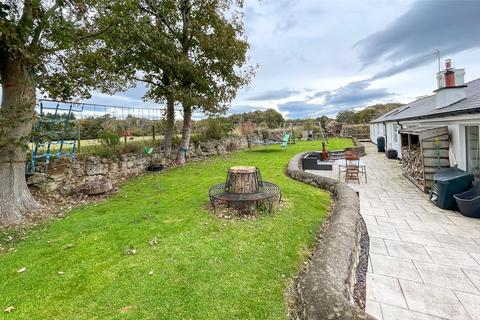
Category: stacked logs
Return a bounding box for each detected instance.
[402,147,424,188]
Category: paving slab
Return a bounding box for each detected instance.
[380,304,444,320]
[309,142,479,319]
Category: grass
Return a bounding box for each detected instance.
[0,138,353,320]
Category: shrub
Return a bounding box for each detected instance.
[98,130,121,147]
[238,121,256,136]
[199,117,233,141]
[171,135,182,146]
[260,129,269,140]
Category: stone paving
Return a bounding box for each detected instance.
[307,142,480,320]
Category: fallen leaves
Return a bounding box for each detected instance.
[148,237,158,246]
[17,267,27,273]
[4,306,15,313]
[124,246,137,255]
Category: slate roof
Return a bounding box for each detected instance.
[371,77,480,123]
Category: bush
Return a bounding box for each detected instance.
[78,139,161,159]
[98,130,120,147]
[238,121,256,136]
[198,117,233,141]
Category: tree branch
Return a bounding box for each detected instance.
[19,0,34,30]
[75,22,115,43]
[29,0,62,49]
[141,0,180,41]
[132,76,160,86]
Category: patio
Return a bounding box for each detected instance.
[307,142,480,320]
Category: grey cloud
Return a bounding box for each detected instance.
[227,104,268,114]
[277,101,327,118]
[320,80,394,106]
[280,80,394,118]
[356,0,480,79]
[246,88,300,101]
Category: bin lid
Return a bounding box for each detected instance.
[434,167,473,182]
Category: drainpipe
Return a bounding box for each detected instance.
[397,121,404,156]
[383,122,387,152]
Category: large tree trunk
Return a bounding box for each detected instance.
[163,95,175,159]
[0,57,41,225]
[175,104,192,164]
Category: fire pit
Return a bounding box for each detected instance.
[208,166,281,213]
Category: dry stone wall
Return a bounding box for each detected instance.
[27,136,250,195]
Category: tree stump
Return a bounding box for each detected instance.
[225,166,259,212]
[227,166,259,193]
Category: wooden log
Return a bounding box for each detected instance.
[227,166,259,193]
[402,146,424,189]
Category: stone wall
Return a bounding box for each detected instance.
[27,136,250,195]
[286,152,374,320]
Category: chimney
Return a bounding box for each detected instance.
[435,59,467,109]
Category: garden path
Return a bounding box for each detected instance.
[308,142,480,320]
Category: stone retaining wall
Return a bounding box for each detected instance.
[286,152,374,320]
[27,136,250,195]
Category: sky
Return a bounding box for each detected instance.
[83,0,480,119]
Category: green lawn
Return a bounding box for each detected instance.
[0,138,352,320]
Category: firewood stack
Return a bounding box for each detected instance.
[402,146,424,188]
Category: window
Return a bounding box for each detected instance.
[466,126,480,179]
[393,124,398,144]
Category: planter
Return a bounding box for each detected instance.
[454,184,480,218]
[302,152,332,170]
[147,164,164,172]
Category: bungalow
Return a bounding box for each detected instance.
[370,59,480,189]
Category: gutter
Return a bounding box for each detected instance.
[377,107,480,124]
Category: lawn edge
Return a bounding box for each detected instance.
[286,152,375,320]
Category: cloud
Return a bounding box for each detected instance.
[279,80,395,118]
[245,88,300,101]
[319,80,394,106]
[278,101,327,118]
[355,0,480,79]
[227,104,268,114]
[275,14,298,33]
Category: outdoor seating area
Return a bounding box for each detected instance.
[303,149,368,184]
[208,166,281,213]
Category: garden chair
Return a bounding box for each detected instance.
[338,151,367,183]
[280,133,290,150]
[345,152,360,183]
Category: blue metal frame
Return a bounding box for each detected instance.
[29,101,84,173]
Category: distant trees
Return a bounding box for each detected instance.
[336,110,358,124]
[228,108,284,128]
[336,103,403,124]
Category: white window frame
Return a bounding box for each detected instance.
[393,124,398,144]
